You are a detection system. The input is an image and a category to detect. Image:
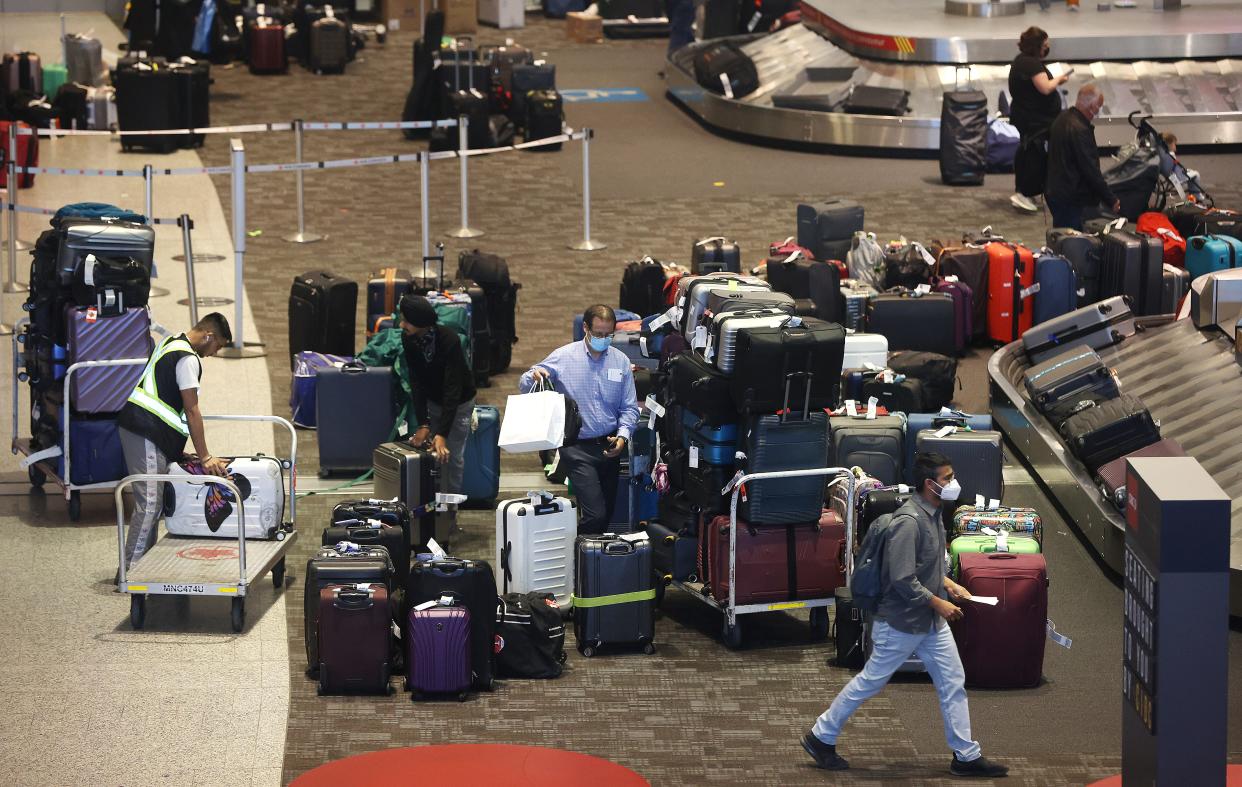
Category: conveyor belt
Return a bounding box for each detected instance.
[987,318,1242,617]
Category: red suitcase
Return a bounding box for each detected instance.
[317,584,393,695]
[952,552,1048,688]
[0,120,38,189]
[406,604,472,700]
[706,509,846,605]
[248,24,287,74]
[985,241,1035,344]
[1094,437,1185,509]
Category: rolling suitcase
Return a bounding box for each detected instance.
[1184,234,1242,280]
[680,274,769,337]
[372,442,441,547]
[168,59,210,148]
[1190,268,1242,332]
[309,14,350,73]
[366,268,413,330]
[65,33,105,86]
[886,351,957,412]
[985,242,1035,344]
[935,246,989,338]
[322,520,411,586]
[1,51,42,94]
[406,558,498,690]
[619,257,670,319]
[829,414,905,486]
[681,410,739,466]
[795,200,865,263]
[1095,437,1186,509]
[647,516,698,584]
[903,410,990,483]
[1058,393,1161,472]
[290,352,351,428]
[952,553,1048,688]
[867,291,957,355]
[461,405,501,504]
[317,584,393,695]
[932,276,974,354]
[573,534,657,656]
[289,271,358,367]
[0,120,38,188]
[456,250,519,373]
[729,317,846,414]
[304,544,395,672]
[843,85,910,116]
[509,63,556,127]
[859,487,913,537]
[950,505,1043,542]
[841,279,878,332]
[764,255,843,324]
[1048,228,1103,306]
[113,60,181,154]
[692,41,759,99]
[163,456,287,539]
[1161,263,1190,314]
[738,406,830,526]
[1100,228,1163,317]
[707,509,846,605]
[315,363,397,476]
[861,375,925,414]
[678,452,733,514]
[1022,348,1120,422]
[332,499,415,549]
[939,89,987,186]
[525,89,564,149]
[667,351,736,426]
[1021,295,1136,365]
[705,310,790,373]
[406,604,473,699]
[833,587,865,669]
[1032,253,1077,326]
[248,22,288,73]
[948,532,1041,577]
[915,428,1003,508]
[495,492,577,606]
[842,332,888,371]
[692,237,742,275]
[65,306,153,414]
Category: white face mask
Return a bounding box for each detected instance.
[933,478,962,502]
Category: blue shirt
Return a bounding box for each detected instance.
[520,340,640,441]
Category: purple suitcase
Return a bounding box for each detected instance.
[932,277,973,354]
[65,305,153,413]
[406,604,472,700]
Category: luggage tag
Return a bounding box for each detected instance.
[934,425,956,438]
[914,283,932,296]
[688,445,700,469]
[618,532,649,544]
[1020,282,1041,300]
[974,494,986,509]
[988,498,1001,510]
[692,325,707,350]
[85,306,98,324]
[865,397,878,420]
[1047,619,1073,649]
[718,72,735,100]
[427,538,447,559]
[995,529,1010,553]
[644,395,666,419]
[845,399,859,418]
[365,518,384,530]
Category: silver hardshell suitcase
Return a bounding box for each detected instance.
[56,219,155,287]
[676,273,766,336]
[1190,268,1242,338]
[65,33,105,86]
[1020,295,1136,365]
[707,311,789,373]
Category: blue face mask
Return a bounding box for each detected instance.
[587,335,611,353]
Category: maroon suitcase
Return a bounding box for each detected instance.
[1095,437,1186,509]
[706,509,846,604]
[317,584,393,695]
[66,305,153,414]
[406,604,472,700]
[248,24,287,74]
[951,553,1048,688]
[935,246,989,340]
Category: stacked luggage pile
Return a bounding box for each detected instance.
[18,204,156,519]
[2,38,113,141]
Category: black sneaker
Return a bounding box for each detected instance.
[950,755,1009,778]
[801,733,849,770]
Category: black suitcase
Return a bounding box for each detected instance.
[667,351,737,427]
[509,63,556,127]
[730,317,845,414]
[406,557,499,690]
[332,499,414,551]
[1023,347,1121,423]
[308,15,350,73]
[574,534,656,657]
[796,200,865,262]
[678,452,733,514]
[867,291,957,355]
[619,257,668,319]
[843,85,910,116]
[859,487,912,537]
[861,376,926,414]
[1047,229,1103,306]
[886,351,958,412]
[648,519,698,585]
[315,363,397,476]
[288,270,358,367]
[305,545,395,673]
[169,60,209,148]
[692,41,758,99]
[1058,393,1161,472]
[457,250,519,373]
[691,237,742,275]
[322,521,411,585]
[739,409,831,526]
[1100,229,1163,317]
[833,587,865,669]
[371,442,441,549]
[765,256,843,324]
[524,89,564,150]
[914,428,1004,509]
[939,90,987,186]
[113,60,181,153]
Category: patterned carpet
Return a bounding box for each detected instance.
[192,16,1242,785]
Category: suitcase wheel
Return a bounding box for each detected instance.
[457,691,469,702]
[642,640,656,656]
[580,643,598,658]
[809,608,830,642]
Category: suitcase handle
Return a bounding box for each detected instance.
[340,360,367,373]
[604,541,633,555]
[985,553,1020,561]
[346,527,381,543]
[333,588,374,609]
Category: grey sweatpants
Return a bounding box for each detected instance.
[119,426,172,568]
[426,399,475,495]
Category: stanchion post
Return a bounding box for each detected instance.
[179,214,200,325]
[447,116,483,239]
[144,164,170,298]
[420,151,431,261]
[6,123,32,259]
[219,139,265,359]
[283,118,324,244]
[569,128,605,252]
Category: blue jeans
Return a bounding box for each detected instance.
[1047,197,1084,231]
[812,618,983,762]
[426,399,475,495]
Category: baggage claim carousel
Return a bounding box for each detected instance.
[665,0,1242,152]
[988,317,1242,618]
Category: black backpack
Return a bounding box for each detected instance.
[495,592,567,678]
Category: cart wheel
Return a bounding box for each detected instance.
[129,594,146,630]
[231,598,245,632]
[581,645,596,658]
[457,691,469,702]
[27,465,46,489]
[809,607,830,642]
[642,641,656,656]
[67,491,81,522]
[722,618,743,650]
[272,558,286,589]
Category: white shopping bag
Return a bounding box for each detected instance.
[498,382,567,454]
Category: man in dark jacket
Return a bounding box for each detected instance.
[400,294,476,495]
[1045,84,1121,230]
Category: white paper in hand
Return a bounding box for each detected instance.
[968,596,999,606]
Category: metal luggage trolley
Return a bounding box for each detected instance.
[669,467,856,650]
[116,414,300,632]
[10,317,154,521]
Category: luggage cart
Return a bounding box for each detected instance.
[669,467,856,650]
[116,414,300,632]
[11,317,151,521]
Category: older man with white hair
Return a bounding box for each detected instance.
[1045,83,1121,230]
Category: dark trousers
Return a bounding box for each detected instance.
[559,439,621,535]
[1047,197,1084,231]
[667,0,696,55]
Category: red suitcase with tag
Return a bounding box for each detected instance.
[317,584,394,695]
[0,120,37,188]
[985,242,1035,344]
[951,552,1048,688]
[705,508,846,605]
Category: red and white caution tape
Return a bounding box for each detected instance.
[18,119,457,137]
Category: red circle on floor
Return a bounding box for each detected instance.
[1089,765,1242,786]
[291,744,650,787]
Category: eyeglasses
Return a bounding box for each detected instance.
[588,331,615,340]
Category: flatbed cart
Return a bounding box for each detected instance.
[667,467,856,650]
[116,414,300,632]
[11,317,154,521]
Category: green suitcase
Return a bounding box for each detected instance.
[948,534,1041,578]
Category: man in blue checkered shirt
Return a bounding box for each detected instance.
[521,304,640,533]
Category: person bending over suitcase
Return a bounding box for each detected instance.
[802,452,1010,779]
[521,304,640,534]
[116,313,232,578]
[400,294,476,495]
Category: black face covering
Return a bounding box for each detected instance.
[1041,44,1050,58]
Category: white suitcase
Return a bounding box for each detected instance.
[163,456,287,539]
[495,492,577,606]
[706,311,790,373]
[842,332,889,370]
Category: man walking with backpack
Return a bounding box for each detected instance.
[801,452,1009,778]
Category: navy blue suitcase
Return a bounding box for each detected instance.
[461,405,500,505]
[904,410,992,485]
[316,362,398,477]
[681,409,739,466]
[1032,253,1078,326]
